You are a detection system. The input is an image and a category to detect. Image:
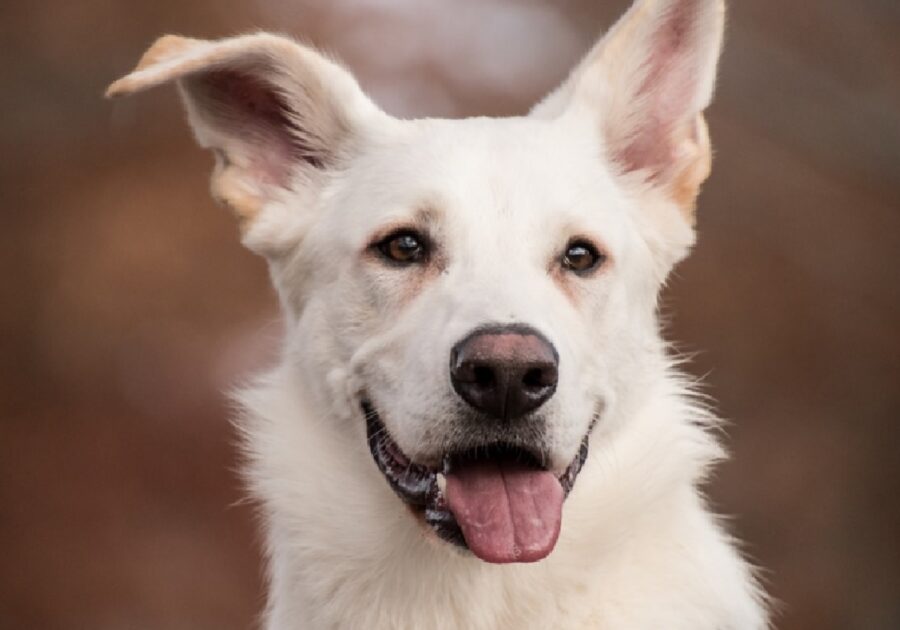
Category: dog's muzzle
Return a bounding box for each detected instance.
[362,324,591,564]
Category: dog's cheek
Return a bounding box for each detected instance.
[552,277,643,445]
[386,320,453,452]
[330,275,431,430]
[352,264,422,321]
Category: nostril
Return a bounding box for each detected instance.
[472,365,495,388]
[523,364,557,390]
[522,368,545,389]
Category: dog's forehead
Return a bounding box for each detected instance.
[336,115,628,242]
[379,116,602,197]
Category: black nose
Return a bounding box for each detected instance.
[450,325,559,421]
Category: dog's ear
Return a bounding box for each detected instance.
[532,0,725,222]
[107,33,384,252]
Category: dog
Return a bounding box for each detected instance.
[108,0,768,627]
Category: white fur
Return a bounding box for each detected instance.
[109,1,768,627]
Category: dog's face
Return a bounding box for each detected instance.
[110,0,724,563]
[313,116,641,464]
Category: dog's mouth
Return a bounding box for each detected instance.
[362,401,589,564]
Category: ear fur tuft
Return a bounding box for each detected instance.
[532,0,726,219]
[106,33,383,240]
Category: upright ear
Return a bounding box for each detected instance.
[107,33,384,251]
[532,0,725,221]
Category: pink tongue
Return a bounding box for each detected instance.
[445,460,563,564]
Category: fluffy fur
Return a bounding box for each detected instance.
[109,0,769,627]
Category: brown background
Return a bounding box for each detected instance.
[2,1,898,628]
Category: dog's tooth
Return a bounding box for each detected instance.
[436,472,447,494]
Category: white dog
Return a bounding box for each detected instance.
[108,0,768,627]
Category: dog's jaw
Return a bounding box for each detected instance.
[362,400,591,562]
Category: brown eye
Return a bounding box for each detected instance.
[562,241,603,274]
[377,231,428,264]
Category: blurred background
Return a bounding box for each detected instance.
[2,1,898,628]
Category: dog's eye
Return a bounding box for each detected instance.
[377,231,428,265]
[562,241,603,274]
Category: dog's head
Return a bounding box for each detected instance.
[109,0,725,564]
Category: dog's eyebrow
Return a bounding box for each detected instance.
[369,203,443,237]
[410,203,442,226]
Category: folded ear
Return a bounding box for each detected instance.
[107,33,383,248]
[532,0,725,221]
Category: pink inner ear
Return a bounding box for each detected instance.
[193,69,325,186]
[617,4,701,179]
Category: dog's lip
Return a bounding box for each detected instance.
[364,401,438,507]
[361,400,591,551]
